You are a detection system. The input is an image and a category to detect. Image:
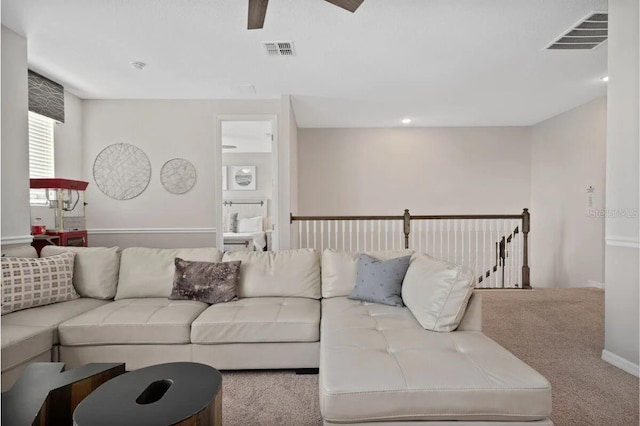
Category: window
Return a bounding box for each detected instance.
[28,111,55,204]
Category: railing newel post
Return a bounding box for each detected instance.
[403,209,411,250]
[522,208,531,289]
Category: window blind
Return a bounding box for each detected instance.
[29,112,55,205]
[28,111,55,178]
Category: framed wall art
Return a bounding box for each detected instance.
[230,166,256,191]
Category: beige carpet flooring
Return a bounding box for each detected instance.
[220,288,639,426]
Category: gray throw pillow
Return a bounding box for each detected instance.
[230,212,239,233]
[348,254,411,306]
[169,258,241,304]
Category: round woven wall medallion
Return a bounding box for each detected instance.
[160,158,197,194]
[93,143,152,200]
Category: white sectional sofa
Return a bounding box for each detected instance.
[1,245,552,425]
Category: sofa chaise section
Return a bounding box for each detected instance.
[2,298,110,344]
[1,325,53,391]
[1,246,113,389]
[319,296,552,425]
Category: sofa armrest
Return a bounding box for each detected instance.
[456,292,482,331]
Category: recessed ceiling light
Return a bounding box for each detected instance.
[130,61,147,70]
[222,145,237,149]
[600,75,609,82]
[401,118,411,124]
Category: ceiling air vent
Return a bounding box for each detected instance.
[546,11,608,50]
[263,41,296,56]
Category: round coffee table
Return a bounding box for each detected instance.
[73,362,222,426]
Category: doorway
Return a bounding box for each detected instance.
[215,116,278,251]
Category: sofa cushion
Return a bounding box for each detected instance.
[1,325,53,372]
[321,249,415,298]
[222,249,321,299]
[319,297,552,423]
[1,298,110,344]
[115,247,223,300]
[348,254,411,306]
[41,246,120,300]
[1,246,37,258]
[1,253,78,315]
[169,258,240,304]
[59,298,208,345]
[402,253,475,332]
[191,297,320,344]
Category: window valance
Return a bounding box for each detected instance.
[28,70,65,123]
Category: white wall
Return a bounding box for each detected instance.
[55,91,84,179]
[289,100,299,216]
[82,99,292,248]
[530,97,607,288]
[603,0,639,376]
[297,127,531,215]
[1,26,31,247]
[277,96,296,249]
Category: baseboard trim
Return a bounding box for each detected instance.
[88,228,216,235]
[602,349,640,377]
[586,280,604,289]
[1,235,34,245]
[605,236,640,249]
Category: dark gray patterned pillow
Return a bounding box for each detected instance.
[348,254,411,306]
[169,258,241,304]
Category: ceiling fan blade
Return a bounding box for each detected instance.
[248,0,269,29]
[324,0,364,13]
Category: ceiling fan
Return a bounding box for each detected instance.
[247,0,364,30]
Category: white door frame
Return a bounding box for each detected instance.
[214,114,279,250]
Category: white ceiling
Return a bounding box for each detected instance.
[1,0,608,127]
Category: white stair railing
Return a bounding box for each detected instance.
[290,209,531,289]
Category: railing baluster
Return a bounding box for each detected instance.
[363,221,367,251]
[370,221,374,251]
[349,221,353,251]
[439,220,443,259]
[432,221,436,255]
[492,219,497,288]
[474,219,479,282]
[312,221,317,251]
[491,219,495,288]
[321,221,326,252]
[391,221,396,250]
[467,220,471,269]
[385,221,389,250]
[356,220,360,252]
[327,221,331,250]
[454,220,459,265]
[504,219,509,288]
[482,220,487,288]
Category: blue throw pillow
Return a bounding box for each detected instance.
[348,254,411,306]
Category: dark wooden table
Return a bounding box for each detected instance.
[73,362,222,426]
[1,362,125,426]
